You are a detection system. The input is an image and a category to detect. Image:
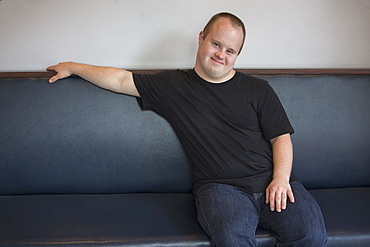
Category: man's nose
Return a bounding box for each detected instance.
[215,50,225,59]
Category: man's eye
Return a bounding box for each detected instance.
[227,49,237,55]
[213,43,220,47]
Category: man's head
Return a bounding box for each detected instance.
[194,12,246,83]
[203,13,246,54]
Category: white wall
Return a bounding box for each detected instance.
[1,0,369,71]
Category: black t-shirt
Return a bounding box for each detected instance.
[133,69,295,193]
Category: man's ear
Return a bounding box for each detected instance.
[198,31,204,44]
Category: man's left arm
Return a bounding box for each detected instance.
[266,133,295,212]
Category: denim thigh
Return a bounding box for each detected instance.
[194,182,327,247]
[258,181,327,246]
[194,183,261,247]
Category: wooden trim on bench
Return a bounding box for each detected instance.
[0,69,369,79]
[236,69,370,76]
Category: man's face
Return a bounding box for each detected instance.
[194,18,244,83]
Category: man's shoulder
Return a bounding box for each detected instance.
[154,69,193,82]
[156,69,191,76]
[133,69,188,86]
[133,69,186,78]
[235,71,269,90]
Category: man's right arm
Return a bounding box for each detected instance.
[47,62,140,97]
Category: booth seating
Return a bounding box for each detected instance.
[0,69,369,246]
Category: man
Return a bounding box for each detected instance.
[47,12,327,246]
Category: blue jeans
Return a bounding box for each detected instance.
[194,181,327,247]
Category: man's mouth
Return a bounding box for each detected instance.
[211,57,224,65]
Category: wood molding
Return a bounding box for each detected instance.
[0,69,369,79]
[235,69,370,76]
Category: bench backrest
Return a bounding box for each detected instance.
[0,76,192,195]
[0,71,369,195]
[267,74,370,189]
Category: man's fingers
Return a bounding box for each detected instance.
[270,200,275,212]
[46,63,72,83]
[265,189,270,204]
[46,65,55,71]
[48,75,59,83]
[46,65,58,83]
[275,193,282,212]
[288,190,295,203]
[280,192,288,211]
[266,181,295,212]
[267,190,276,211]
[266,191,292,212]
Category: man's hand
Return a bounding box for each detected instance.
[265,177,295,212]
[47,62,74,83]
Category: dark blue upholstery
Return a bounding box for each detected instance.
[267,75,370,189]
[0,77,192,195]
[0,72,369,246]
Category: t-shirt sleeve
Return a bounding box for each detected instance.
[133,71,174,115]
[257,80,294,140]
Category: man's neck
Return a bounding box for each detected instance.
[193,67,236,84]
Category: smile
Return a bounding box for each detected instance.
[211,57,224,65]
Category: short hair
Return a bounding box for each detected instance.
[202,12,246,54]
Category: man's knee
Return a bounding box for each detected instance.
[194,183,259,246]
[277,210,327,246]
[263,182,328,246]
[196,198,258,246]
[208,227,257,247]
[293,223,327,246]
